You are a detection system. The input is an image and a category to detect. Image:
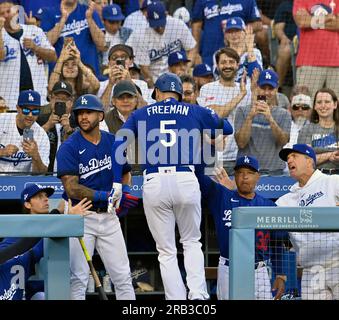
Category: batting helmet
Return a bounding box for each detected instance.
[151,72,183,101]
[73,94,105,123]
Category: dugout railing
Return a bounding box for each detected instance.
[229,207,339,300]
[0,214,83,300]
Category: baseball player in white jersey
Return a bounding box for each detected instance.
[277,144,339,300]
[0,2,56,110]
[57,94,138,300]
[0,90,50,173]
[109,72,233,300]
[126,1,196,85]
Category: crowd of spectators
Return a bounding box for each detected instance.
[0,0,337,176]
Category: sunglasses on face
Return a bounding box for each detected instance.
[292,104,310,111]
[21,108,41,116]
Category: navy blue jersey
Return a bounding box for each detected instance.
[57,130,131,206]
[198,173,286,272]
[0,240,43,300]
[112,98,233,182]
[192,0,261,66]
[41,3,104,76]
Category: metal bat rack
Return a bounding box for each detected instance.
[0,214,83,300]
[229,207,339,299]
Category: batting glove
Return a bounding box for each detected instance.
[107,182,122,214]
[116,185,139,218]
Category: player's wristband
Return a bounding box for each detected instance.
[94,191,109,202]
[122,185,131,193]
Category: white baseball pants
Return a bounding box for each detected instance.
[217,257,272,300]
[69,212,135,300]
[142,169,209,300]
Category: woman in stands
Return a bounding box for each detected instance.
[298,88,339,173]
[48,41,100,99]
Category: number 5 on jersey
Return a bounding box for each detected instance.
[160,120,176,147]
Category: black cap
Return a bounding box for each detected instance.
[108,44,134,60]
[113,80,138,98]
[52,81,73,96]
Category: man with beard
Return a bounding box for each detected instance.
[197,47,251,175]
[56,94,138,300]
[235,69,291,175]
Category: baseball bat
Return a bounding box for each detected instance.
[78,238,108,300]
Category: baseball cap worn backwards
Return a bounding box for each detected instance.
[18,90,41,107]
[147,1,166,28]
[234,155,259,172]
[21,183,54,204]
[279,144,317,165]
[257,69,279,89]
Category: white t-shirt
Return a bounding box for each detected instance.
[0,24,55,110]
[0,113,50,172]
[126,16,196,82]
[276,170,339,268]
[123,10,148,31]
[102,32,123,66]
[198,81,251,161]
[98,79,154,105]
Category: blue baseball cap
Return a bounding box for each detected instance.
[102,4,125,21]
[33,7,47,21]
[224,17,245,32]
[168,51,190,66]
[141,0,157,10]
[147,1,166,28]
[21,183,54,204]
[193,64,213,77]
[17,90,41,107]
[279,144,317,164]
[234,155,259,172]
[257,69,279,88]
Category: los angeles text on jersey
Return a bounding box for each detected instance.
[79,155,112,179]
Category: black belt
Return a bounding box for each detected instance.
[144,166,193,175]
[88,207,107,213]
[320,168,339,175]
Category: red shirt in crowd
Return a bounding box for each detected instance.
[293,0,339,67]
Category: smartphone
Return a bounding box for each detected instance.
[257,95,266,101]
[23,128,34,141]
[116,59,125,68]
[54,102,67,117]
[64,37,74,46]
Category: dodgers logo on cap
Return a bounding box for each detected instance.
[234,155,259,172]
[81,96,88,105]
[279,144,317,165]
